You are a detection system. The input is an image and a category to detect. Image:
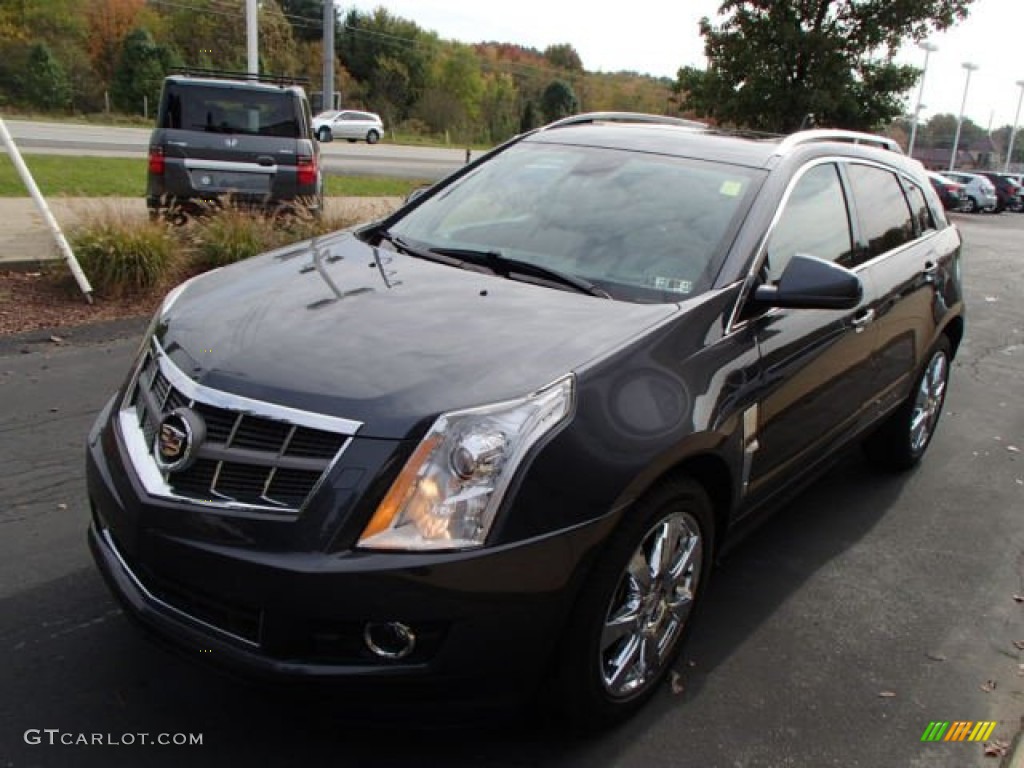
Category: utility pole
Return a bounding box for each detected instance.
[322,0,335,110]
[246,0,258,78]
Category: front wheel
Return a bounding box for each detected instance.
[964,196,978,213]
[366,129,380,144]
[317,127,331,142]
[863,337,951,471]
[552,477,714,728]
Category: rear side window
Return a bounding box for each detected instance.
[846,164,915,259]
[903,180,935,235]
[765,163,855,281]
[161,84,299,138]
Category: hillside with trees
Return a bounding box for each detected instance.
[0,0,676,144]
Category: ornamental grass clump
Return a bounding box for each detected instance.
[69,206,178,298]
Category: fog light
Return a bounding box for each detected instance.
[363,621,416,660]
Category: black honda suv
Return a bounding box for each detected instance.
[89,114,964,727]
[146,70,322,218]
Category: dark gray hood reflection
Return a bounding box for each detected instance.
[156,232,679,438]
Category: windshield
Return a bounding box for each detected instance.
[161,84,300,138]
[385,141,759,303]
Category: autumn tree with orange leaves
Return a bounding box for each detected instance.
[85,0,145,84]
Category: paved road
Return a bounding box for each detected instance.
[2,119,472,180]
[1,214,1022,767]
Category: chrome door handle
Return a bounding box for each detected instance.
[852,308,876,331]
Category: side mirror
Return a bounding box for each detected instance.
[404,185,432,205]
[754,253,862,310]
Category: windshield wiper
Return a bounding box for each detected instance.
[376,230,474,270]
[430,247,611,299]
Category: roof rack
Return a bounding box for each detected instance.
[169,67,309,87]
[774,129,903,155]
[541,112,707,131]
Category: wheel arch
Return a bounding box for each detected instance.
[941,314,965,358]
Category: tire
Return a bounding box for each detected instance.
[863,336,952,471]
[552,476,714,729]
[317,127,331,142]
[366,130,380,144]
[964,196,978,213]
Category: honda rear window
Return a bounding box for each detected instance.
[161,84,299,138]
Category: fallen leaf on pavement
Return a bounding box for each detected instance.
[1014,595,1024,603]
[878,691,896,698]
[1009,446,1021,453]
[56,503,67,511]
[979,680,997,693]
[1014,640,1024,651]
[669,671,684,695]
[48,335,64,344]
[925,652,947,662]
[983,739,1008,757]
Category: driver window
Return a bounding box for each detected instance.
[765,163,854,282]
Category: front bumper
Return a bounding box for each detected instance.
[86,398,611,705]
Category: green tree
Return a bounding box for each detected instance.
[540,79,578,122]
[520,99,539,132]
[111,28,178,114]
[676,0,976,133]
[544,43,583,72]
[339,9,436,120]
[279,0,326,43]
[22,42,70,109]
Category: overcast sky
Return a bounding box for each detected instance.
[346,0,1024,130]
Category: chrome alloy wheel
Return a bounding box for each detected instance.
[599,511,703,698]
[910,350,948,454]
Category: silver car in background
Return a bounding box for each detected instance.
[943,171,998,213]
[313,109,384,144]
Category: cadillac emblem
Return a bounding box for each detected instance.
[154,407,206,473]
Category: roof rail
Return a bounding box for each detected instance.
[541,112,707,131]
[169,66,310,86]
[775,129,903,155]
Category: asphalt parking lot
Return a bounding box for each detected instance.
[1,211,1021,767]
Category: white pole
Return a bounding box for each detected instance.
[907,42,937,158]
[1004,81,1024,173]
[950,62,978,172]
[0,117,93,303]
[246,0,258,78]
[323,0,335,111]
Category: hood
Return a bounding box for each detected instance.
[155,232,678,438]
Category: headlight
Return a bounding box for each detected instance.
[358,376,574,551]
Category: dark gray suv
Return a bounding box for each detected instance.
[146,71,322,218]
[91,114,964,728]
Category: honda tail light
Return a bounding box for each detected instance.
[297,155,317,187]
[148,146,165,175]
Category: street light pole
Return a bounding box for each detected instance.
[246,0,258,78]
[950,62,979,173]
[908,41,937,158]
[1004,80,1024,173]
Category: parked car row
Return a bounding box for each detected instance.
[929,170,1022,214]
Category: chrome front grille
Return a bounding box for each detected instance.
[119,341,361,515]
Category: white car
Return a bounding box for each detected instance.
[943,171,998,213]
[313,110,384,144]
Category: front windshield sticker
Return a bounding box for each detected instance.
[651,277,693,294]
[720,180,744,197]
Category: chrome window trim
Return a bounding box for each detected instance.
[99,526,261,649]
[724,156,934,336]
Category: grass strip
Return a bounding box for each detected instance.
[0,155,423,198]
